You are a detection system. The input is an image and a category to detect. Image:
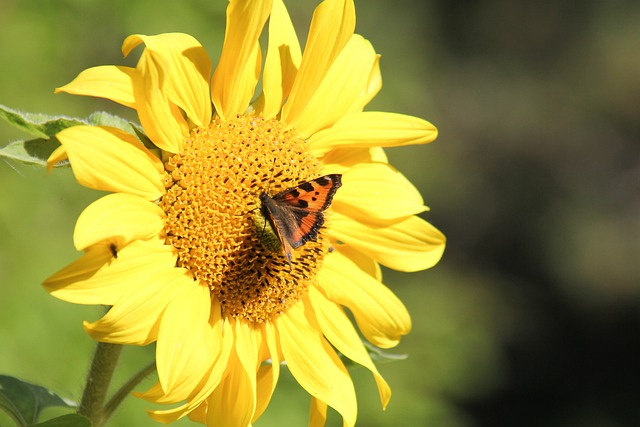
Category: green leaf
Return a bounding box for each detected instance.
[0,104,148,168]
[86,111,132,132]
[129,122,157,150]
[33,414,91,427]
[0,138,67,168]
[0,104,86,138]
[86,112,158,152]
[0,389,26,426]
[0,375,78,426]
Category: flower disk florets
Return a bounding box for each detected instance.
[159,114,328,323]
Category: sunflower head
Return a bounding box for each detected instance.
[43,0,444,426]
[159,113,329,323]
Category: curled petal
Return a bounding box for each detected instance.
[211,0,271,118]
[124,33,212,128]
[318,249,411,348]
[278,299,357,427]
[309,398,328,427]
[206,346,255,427]
[55,65,136,108]
[310,111,438,156]
[229,320,262,420]
[322,147,388,174]
[124,36,189,152]
[46,145,68,172]
[84,268,189,345]
[253,322,280,421]
[283,0,355,126]
[309,285,391,408]
[156,281,211,394]
[44,239,176,306]
[349,52,382,112]
[74,193,165,251]
[145,301,234,420]
[330,212,446,272]
[52,126,165,200]
[284,35,377,138]
[257,0,302,118]
[333,162,426,221]
[43,245,115,303]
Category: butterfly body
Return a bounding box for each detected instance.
[258,174,342,265]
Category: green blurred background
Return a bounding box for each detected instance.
[1,0,639,426]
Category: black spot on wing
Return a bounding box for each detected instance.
[316,176,330,186]
[298,182,315,192]
[292,208,311,226]
[317,174,343,210]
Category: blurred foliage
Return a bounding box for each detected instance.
[1,0,639,426]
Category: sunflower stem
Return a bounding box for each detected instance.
[78,342,122,427]
[103,360,157,422]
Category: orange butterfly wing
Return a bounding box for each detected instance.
[260,174,342,262]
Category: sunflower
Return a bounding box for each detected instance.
[43,0,444,425]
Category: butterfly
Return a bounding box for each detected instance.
[259,174,342,266]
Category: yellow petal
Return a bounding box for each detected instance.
[309,285,391,408]
[349,52,381,113]
[278,298,357,427]
[46,145,68,172]
[253,322,280,421]
[258,0,301,118]
[330,213,445,272]
[55,65,136,108]
[211,0,271,119]
[309,397,328,427]
[321,147,388,174]
[124,37,189,153]
[43,245,114,301]
[135,381,166,405]
[230,319,261,418]
[332,244,382,281]
[206,346,255,427]
[141,299,226,401]
[145,301,234,421]
[187,403,207,423]
[318,249,411,349]
[284,35,377,138]
[53,126,165,200]
[282,0,355,126]
[333,162,426,221]
[73,193,164,251]
[123,34,212,128]
[309,111,438,156]
[43,239,176,306]
[370,147,388,163]
[84,267,189,345]
[156,280,211,394]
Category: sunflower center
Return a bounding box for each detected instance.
[159,114,329,323]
